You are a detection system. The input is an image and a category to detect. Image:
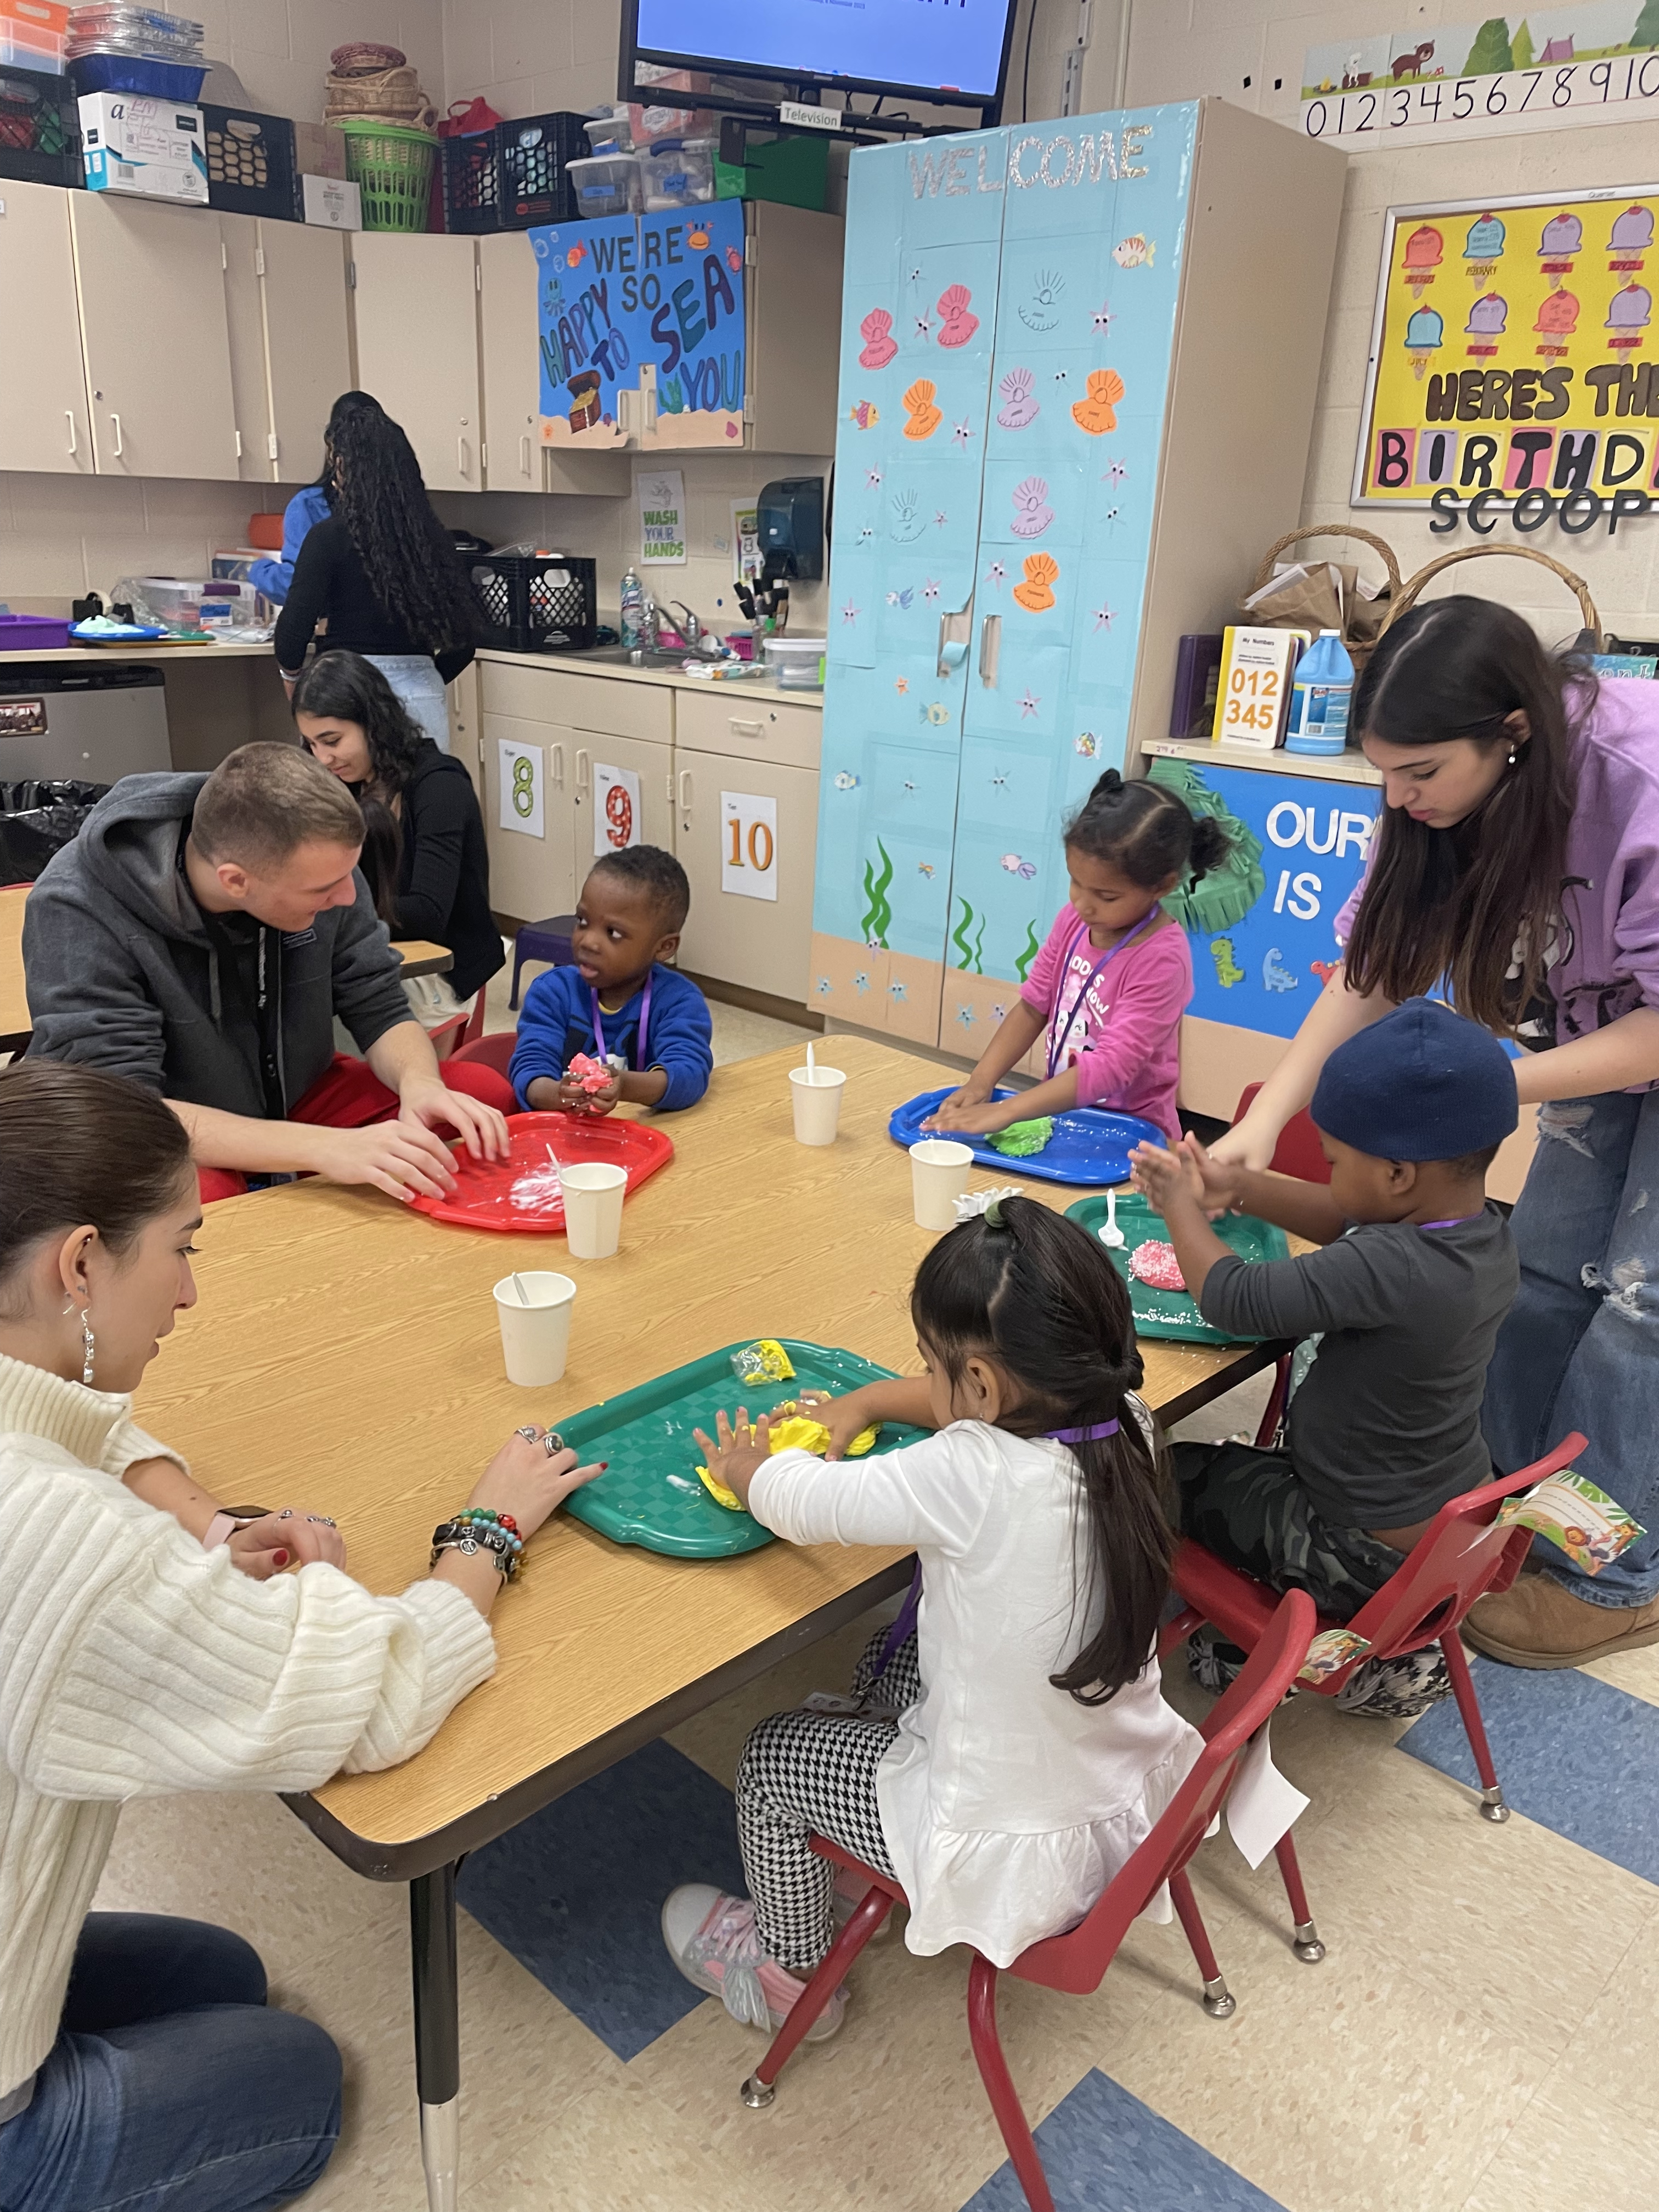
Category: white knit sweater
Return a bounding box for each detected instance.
[0,1351,496,2100]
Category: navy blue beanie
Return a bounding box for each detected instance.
[1310,998,1518,1161]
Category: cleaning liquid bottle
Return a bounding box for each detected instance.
[619,566,645,650]
[1284,628,1354,755]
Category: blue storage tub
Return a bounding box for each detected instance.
[69,53,206,100]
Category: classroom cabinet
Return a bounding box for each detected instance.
[482,709,577,922]
[476,232,629,496]
[350,233,482,494]
[0,181,94,474]
[220,214,352,483]
[674,745,820,1001]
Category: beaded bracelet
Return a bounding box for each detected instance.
[452,1508,524,1557]
[431,1517,522,1582]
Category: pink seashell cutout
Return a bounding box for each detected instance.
[936,284,980,348]
[859,308,898,370]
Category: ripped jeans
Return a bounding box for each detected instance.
[1483,1088,1659,1607]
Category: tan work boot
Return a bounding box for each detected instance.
[1463,1575,1659,1669]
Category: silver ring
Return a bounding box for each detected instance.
[543,1429,565,1457]
[305,1515,337,1527]
[515,1425,540,1443]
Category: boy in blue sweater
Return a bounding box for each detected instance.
[509,846,713,1114]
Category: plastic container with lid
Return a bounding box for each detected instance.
[763,636,827,692]
[582,107,631,153]
[567,150,639,218]
[639,134,713,211]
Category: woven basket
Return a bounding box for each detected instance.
[325,65,432,126]
[338,117,437,232]
[1248,522,1403,672]
[1383,545,1602,648]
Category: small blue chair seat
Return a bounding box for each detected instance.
[509,914,578,1009]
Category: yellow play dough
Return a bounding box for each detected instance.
[696,1413,881,1510]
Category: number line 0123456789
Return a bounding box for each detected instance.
[1302,54,1659,149]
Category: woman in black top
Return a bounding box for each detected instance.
[291,652,503,1025]
[274,401,478,754]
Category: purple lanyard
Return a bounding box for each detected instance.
[1046,915,1156,1080]
[590,978,651,1071]
[1418,1214,1481,1231]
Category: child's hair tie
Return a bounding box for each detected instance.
[1047,1419,1121,1442]
[953,1186,1022,1226]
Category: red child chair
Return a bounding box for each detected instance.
[1231,1081,1333,1448]
[740,1589,1319,2212]
[426,985,490,1061]
[1161,1430,1587,1824]
[450,1028,515,1080]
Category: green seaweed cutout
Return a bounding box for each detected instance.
[1013,918,1041,983]
[661,377,685,414]
[860,840,894,947]
[951,897,976,970]
[972,915,986,974]
[1147,759,1267,933]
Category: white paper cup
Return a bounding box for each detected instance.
[789,1064,847,1146]
[493,1271,576,1386]
[561,1161,629,1260]
[910,1138,973,1231]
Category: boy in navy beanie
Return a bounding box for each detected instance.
[1130,1000,1519,1716]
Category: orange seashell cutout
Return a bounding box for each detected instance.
[1071,367,1126,436]
[902,376,943,439]
[1012,552,1059,612]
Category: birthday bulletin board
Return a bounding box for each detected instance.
[529,198,748,449]
[1353,185,1659,506]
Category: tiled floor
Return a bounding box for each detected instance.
[90,988,1659,2210]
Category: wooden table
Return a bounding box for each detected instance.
[394,940,454,979]
[134,1035,1284,2210]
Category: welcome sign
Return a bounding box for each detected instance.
[531,197,748,449]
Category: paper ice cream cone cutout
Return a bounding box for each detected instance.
[1071,367,1126,436]
[1403,223,1443,298]
[1533,287,1578,358]
[1605,282,1652,349]
[858,309,898,369]
[1404,305,1443,382]
[1463,213,1505,281]
[996,368,1039,430]
[936,284,979,348]
[1539,211,1581,285]
[902,377,943,440]
[1012,553,1059,612]
[1009,476,1054,538]
[1609,206,1654,253]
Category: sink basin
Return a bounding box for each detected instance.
[559,644,720,668]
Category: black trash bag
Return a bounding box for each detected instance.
[0,780,111,884]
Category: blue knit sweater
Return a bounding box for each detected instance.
[509,963,713,1111]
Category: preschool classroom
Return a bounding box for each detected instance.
[5,4,1659,2212]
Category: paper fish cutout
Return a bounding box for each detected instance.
[859,308,898,369]
[565,245,587,267]
[996,367,1040,429]
[902,378,943,439]
[1010,475,1054,537]
[833,771,860,791]
[1019,270,1065,331]
[1075,732,1098,758]
[917,861,934,876]
[725,245,743,272]
[936,283,979,347]
[1113,235,1155,268]
[1071,368,1126,436]
[849,399,880,429]
[1000,854,1037,879]
[1012,553,1059,612]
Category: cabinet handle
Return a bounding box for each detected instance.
[457,435,471,478]
[550,743,565,789]
[65,411,77,457]
[519,433,532,478]
[678,768,693,817]
[665,772,675,804]
[729,718,764,737]
[979,614,1001,689]
[937,597,973,679]
[574,747,590,798]
[110,413,123,458]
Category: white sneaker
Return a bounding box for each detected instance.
[661,1886,849,2039]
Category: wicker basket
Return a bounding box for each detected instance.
[325,65,433,130]
[1383,545,1602,648]
[1249,523,1403,672]
[337,117,437,232]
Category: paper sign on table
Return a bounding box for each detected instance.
[1224,1722,1310,1871]
[721,791,778,901]
[1496,1468,1644,1576]
[593,763,642,858]
[498,740,543,838]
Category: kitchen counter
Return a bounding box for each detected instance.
[8,640,275,665]
[475,647,822,710]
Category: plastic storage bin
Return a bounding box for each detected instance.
[119,576,266,633]
[639,135,712,211]
[337,115,434,231]
[67,50,202,97]
[469,554,597,655]
[763,636,827,691]
[202,104,294,217]
[583,109,631,153]
[566,150,639,218]
[0,614,72,651]
[0,1,69,75]
[0,60,77,182]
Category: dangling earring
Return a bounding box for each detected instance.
[81,1309,95,1388]
[1508,750,1518,766]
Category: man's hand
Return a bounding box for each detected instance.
[399,1074,510,1161]
[306,1118,462,1202]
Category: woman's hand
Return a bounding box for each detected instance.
[692,1407,773,1509]
[467,1426,607,1541]
[227,1509,347,1580]
[1204,1115,1278,1172]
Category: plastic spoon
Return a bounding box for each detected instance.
[1099,1188,1126,1249]
[807,1040,817,1085]
[512,1273,530,1305]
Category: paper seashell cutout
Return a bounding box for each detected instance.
[902,377,943,440]
[1009,475,1054,538]
[996,368,1039,430]
[1071,368,1126,436]
[858,308,898,369]
[1012,553,1059,612]
[936,284,979,347]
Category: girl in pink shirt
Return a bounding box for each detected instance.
[926,771,1228,1143]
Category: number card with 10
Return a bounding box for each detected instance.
[721,791,778,902]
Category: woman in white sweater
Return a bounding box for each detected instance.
[0,1060,600,2212]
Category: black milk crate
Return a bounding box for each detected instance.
[470,553,597,654]
[0,63,78,189]
[444,110,588,232]
[440,127,499,232]
[203,105,297,219]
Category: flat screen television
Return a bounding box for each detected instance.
[626,0,1019,111]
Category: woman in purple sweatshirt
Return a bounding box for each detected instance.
[1218,598,1659,1671]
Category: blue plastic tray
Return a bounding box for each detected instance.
[889,1087,1165,1189]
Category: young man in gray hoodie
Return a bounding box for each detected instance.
[23,743,510,1201]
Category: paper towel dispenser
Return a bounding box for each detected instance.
[757,477,823,582]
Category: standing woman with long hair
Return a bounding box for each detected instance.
[1214,597,1659,1670]
[292,651,503,1033]
[273,400,477,751]
[248,389,382,605]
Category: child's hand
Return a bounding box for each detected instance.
[786,1386,871,1461]
[923,1095,1011,1137]
[691,1407,774,1509]
[1131,1136,1205,1211]
[1184,1135,1248,1217]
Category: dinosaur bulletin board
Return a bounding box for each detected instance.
[1354,185,1659,505]
[529,197,748,449]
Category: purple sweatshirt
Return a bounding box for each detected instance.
[1336,678,1659,1083]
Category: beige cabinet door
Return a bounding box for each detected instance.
[674,745,819,1001]
[0,181,93,473]
[482,711,575,924]
[258,221,351,484]
[69,195,238,479]
[567,724,676,874]
[219,212,269,482]
[478,229,539,494]
[351,233,480,492]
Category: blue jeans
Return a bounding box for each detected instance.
[0,1916,341,2212]
[1483,1088,1659,1607]
[364,653,450,752]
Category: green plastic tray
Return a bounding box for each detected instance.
[558,1339,929,1559]
[1063,1190,1290,1345]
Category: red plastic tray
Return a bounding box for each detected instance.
[409,1110,674,1233]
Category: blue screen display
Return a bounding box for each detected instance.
[635,0,1015,101]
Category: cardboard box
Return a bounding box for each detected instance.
[301,171,359,229]
[78,91,206,202]
[291,119,345,181]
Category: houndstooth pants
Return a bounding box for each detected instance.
[735,1625,920,1972]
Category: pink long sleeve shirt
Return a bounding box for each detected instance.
[1018,906,1192,1139]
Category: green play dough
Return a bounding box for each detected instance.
[988,1117,1055,1156]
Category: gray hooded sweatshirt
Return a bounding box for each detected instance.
[22,772,414,1116]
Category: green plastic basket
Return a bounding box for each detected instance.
[337,117,436,232]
